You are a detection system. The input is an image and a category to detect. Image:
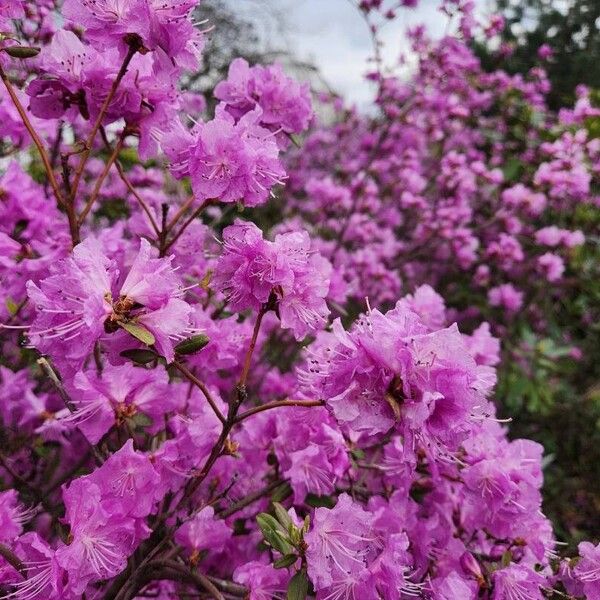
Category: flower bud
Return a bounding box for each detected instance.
[460,552,484,584]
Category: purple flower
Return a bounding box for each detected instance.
[305,494,376,590]
[215,58,313,136]
[491,564,545,600]
[87,439,163,518]
[175,506,231,558]
[57,479,137,594]
[214,220,331,339]
[573,542,600,599]
[537,252,565,282]
[233,561,288,600]
[188,108,286,207]
[7,533,66,600]
[62,0,204,68]
[26,238,194,371]
[0,490,36,542]
[61,363,177,444]
[488,284,524,313]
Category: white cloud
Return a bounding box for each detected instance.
[222,0,488,107]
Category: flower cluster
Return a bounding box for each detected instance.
[0,1,597,599]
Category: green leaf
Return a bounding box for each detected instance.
[273,554,298,569]
[270,482,293,503]
[302,515,310,534]
[272,502,293,531]
[289,134,302,148]
[256,514,293,555]
[502,157,523,182]
[305,493,335,509]
[174,334,210,356]
[128,413,153,428]
[5,298,18,316]
[287,570,309,600]
[120,349,157,364]
[3,45,40,58]
[120,322,155,346]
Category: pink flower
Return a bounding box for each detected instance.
[574,542,600,599]
[57,479,137,594]
[537,252,565,282]
[62,0,204,69]
[305,494,376,592]
[491,564,545,599]
[87,439,163,518]
[488,284,524,313]
[214,220,331,339]
[188,108,286,207]
[215,58,313,136]
[175,506,231,557]
[26,238,194,371]
[0,490,36,542]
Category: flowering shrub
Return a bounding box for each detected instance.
[0,1,598,599]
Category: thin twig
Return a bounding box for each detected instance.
[162,561,225,600]
[174,361,226,424]
[216,479,284,519]
[0,543,26,577]
[238,304,269,390]
[234,399,325,424]
[166,195,195,231]
[0,63,65,208]
[161,199,212,256]
[37,358,105,465]
[69,43,138,206]
[78,131,127,224]
[99,127,161,236]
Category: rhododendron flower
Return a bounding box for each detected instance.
[300,292,490,447]
[0,490,36,541]
[57,479,137,594]
[7,533,66,600]
[175,506,231,557]
[62,0,204,68]
[214,220,331,339]
[188,108,287,206]
[26,238,194,371]
[233,561,288,600]
[537,252,565,282]
[491,564,545,599]
[86,439,163,518]
[488,283,524,313]
[61,363,177,443]
[573,542,600,599]
[215,58,313,135]
[305,494,376,590]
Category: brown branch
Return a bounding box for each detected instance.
[99,127,161,237]
[161,199,212,256]
[160,561,225,600]
[234,399,325,424]
[205,576,248,598]
[216,479,284,519]
[166,195,195,231]
[69,43,138,206]
[173,361,226,425]
[78,131,127,224]
[0,64,65,209]
[238,303,269,391]
[0,543,26,577]
[37,358,105,465]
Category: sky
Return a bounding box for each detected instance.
[223,0,488,107]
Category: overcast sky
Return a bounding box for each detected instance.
[223,0,488,106]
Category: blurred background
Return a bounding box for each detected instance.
[193,0,600,547]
